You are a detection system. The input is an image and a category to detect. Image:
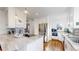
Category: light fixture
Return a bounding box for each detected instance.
[15,15,18,19]
[24,8,28,14]
[24,10,28,14]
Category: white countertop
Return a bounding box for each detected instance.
[63,33,79,51]
[0,34,43,51]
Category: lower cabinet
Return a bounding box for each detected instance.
[64,40,76,51]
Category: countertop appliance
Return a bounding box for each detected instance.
[51,28,58,36]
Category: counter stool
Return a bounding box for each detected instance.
[45,39,64,51]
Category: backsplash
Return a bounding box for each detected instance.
[73,29,79,36]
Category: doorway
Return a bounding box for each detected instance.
[39,23,47,35]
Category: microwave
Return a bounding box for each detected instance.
[51,28,58,36]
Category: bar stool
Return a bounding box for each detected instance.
[45,39,64,51]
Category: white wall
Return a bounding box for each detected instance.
[47,13,69,40]
[34,17,48,35]
[34,12,70,41]
[0,10,8,34]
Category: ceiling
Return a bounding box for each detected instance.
[0,7,71,19]
[18,7,71,19]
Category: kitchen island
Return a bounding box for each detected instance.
[0,34,43,51]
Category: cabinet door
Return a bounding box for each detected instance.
[8,7,15,28]
[74,8,79,19]
[8,7,26,28]
[74,8,79,28]
[15,8,26,28]
[65,40,75,51]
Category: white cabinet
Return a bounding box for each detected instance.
[74,8,79,20]
[69,7,79,28]
[8,7,26,28]
[65,40,75,51]
[68,8,74,29]
[26,37,43,51]
[73,7,79,28]
[8,7,15,28]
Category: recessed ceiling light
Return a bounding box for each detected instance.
[24,10,28,14]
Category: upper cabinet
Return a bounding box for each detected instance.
[68,7,79,28]
[74,8,79,20]
[8,7,15,28]
[73,7,79,28]
[8,7,26,28]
